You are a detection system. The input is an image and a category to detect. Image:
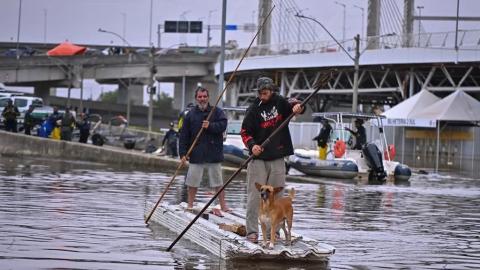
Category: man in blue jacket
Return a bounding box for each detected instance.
[240,77,304,243]
[179,87,229,212]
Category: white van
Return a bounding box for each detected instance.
[0,91,24,98]
[0,96,44,126]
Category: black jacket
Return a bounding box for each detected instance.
[313,123,332,148]
[162,128,178,146]
[179,104,227,164]
[240,93,300,161]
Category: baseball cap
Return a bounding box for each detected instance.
[256,77,276,91]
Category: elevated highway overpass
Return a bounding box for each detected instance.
[218,30,480,111]
[0,46,219,110]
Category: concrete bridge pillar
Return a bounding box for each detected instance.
[367,0,381,49]
[403,0,415,47]
[34,85,54,105]
[173,78,217,111]
[117,84,144,105]
[258,0,272,45]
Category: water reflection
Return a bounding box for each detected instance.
[0,155,479,269]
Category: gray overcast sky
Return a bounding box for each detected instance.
[1,0,479,103]
[1,0,479,48]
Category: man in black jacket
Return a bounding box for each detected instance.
[345,119,366,150]
[161,122,178,157]
[23,105,35,135]
[313,118,332,160]
[240,77,304,243]
[2,99,20,132]
[179,87,229,212]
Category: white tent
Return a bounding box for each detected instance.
[381,89,439,128]
[380,89,440,164]
[383,89,441,119]
[411,90,480,121]
[410,90,480,173]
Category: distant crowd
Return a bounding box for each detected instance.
[1,100,91,143]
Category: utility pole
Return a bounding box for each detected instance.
[218,0,227,105]
[126,80,131,123]
[352,34,360,113]
[148,46,157,137]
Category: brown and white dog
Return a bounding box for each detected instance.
[255,182,295,249]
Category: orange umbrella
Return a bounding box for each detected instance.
[47,42,86,56]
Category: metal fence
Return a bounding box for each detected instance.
[384,126,480,177]
[232,119,479,177]
[290,121,479,177]
[225,29,480,61]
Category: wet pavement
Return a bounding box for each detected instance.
[0,155,479,270]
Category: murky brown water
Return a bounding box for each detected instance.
[1,155,479,270]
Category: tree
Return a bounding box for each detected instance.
[99,90,118,103]
[153,92,174,113]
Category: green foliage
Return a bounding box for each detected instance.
[99,90,118,103]
[153,92,174,112]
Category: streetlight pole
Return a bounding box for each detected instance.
[98,28,135,123]
[207,9,217,48]
[148,0,153,46]
[296,8,308,52]
[148,47,156,137]
[353,4,365,38]
[334,1,346,42]
[416,6,424,47]
[98,28,133,48]
[295,13,360,113]
[121,12,127,47]
[16,0,23,59]
[43,9,47,46]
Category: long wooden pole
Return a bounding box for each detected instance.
[145,5,276,225]
[167,71,333,251]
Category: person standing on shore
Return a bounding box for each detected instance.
[76,113,90,143]
[60,107,75,141]
[179,87,230,213]
[162,122,178,158]
[23,105,35,135]
[2,99,20,132]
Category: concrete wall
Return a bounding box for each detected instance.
[0,130,180,170]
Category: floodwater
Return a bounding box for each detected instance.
[0,155,479,270]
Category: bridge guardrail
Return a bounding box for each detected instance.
[225,29,480,61]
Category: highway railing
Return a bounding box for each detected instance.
[225,29,480,61]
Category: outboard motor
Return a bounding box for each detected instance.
[394,164,412,182]
[362,143,387,183]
